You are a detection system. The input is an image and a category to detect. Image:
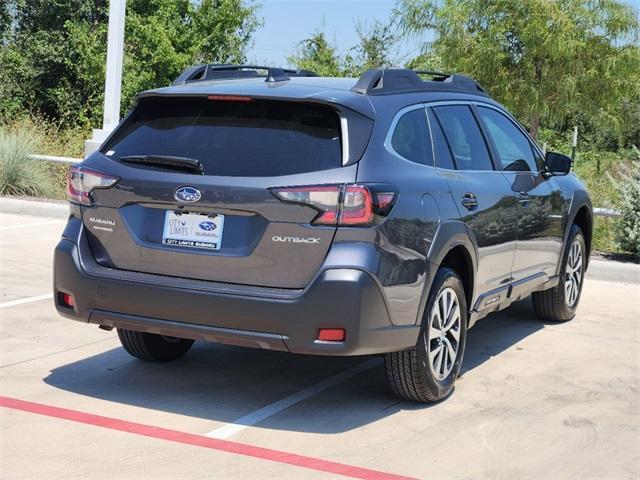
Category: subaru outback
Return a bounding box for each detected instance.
[54,65,592,403]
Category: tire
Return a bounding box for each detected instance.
[384,267,468,403]
[117,328,194,362]
[532,224,586,322]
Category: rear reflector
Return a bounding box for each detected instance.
[270,184,396,226]
[317,328,345,342]
[61,293,74,308]
[66,166,118,205]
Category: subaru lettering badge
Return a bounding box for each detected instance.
[199,221,216,231]
[174,186,201,203]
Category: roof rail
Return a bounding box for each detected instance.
[351,69,487,96]
[172,64,318,85]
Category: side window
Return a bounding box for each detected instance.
[427,109,455,170]
[530,142,546,171]
[433,105,493,171]
[390,107,433,167]
[477,107,538,172]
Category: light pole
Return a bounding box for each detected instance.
[84,0,127,157]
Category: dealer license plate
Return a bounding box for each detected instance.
[162,211,224,250]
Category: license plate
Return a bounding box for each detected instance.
[162,211,224,250]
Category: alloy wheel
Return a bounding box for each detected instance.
[565,239,583,307]
[426,287,461,381]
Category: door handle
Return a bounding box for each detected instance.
[460,192,478,210]
[516,191,530,203]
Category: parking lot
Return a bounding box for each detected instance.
[1,211,639,479]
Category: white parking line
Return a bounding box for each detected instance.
[0,220,64,232]
[205,357,381,439]
[0,293,53,309]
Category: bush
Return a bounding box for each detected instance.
[614,146,640,259]
[0,127,58,197]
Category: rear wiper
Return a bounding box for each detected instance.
[119,155,204,174]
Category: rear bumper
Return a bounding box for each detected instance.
[53,221,419,356]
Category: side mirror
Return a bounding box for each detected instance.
[544,151,572,176]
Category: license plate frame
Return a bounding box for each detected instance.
[162,211,225,251]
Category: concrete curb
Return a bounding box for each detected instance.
[1,196,638,284]
[586,258,640,285]
[0,197,69,219]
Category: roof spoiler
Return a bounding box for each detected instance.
[172,64,318,86]
[351,69,487,96]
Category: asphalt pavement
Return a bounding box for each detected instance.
[1,212,638,480]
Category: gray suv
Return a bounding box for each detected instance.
[54,65,592,403]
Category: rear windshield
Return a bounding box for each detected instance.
[102,97,342,176]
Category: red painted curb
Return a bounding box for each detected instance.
[0,395,419,480]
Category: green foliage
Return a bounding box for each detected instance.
[533,128,636,254]
[288,31,344,76]
[613,147,640,258]
[344,21,397,75]
[0,1,108,126]
[289,21,397,77]
[0,0,260,127]
[121,0,260,111]
[395,0,640,141]
[0,1,11,44]
[0,127,57,197]
[7,116,87,158]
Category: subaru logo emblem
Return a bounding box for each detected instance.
[174,186,201,203]
[199,221,216,231]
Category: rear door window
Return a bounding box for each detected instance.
[427,109,455,170]
[389,107,433,167]
[477,107,538,172]
[102,97,342,177]
[433,105,494,171]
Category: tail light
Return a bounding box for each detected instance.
[207,95,253,102]
[270,184,397,226]
[66,166,118,205]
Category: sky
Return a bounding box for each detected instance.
[246,0,640,68]
[247,0,419,67]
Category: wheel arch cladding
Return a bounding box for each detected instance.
[572,205,593,262]
[437,246,474,315]
[422,221,477,325]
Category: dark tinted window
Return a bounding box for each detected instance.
[477,107,537,172]
[427,109,455,170]
[390,107,433,166]
[102,97,342,177]
[433,105,493,171]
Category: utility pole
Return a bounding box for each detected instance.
[571,126,578,162]
[84,0,127,157]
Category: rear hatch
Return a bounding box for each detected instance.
[81,96,369,289]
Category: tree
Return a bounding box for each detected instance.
[395,0,640,139]
[122,0,261,107]
[0,0,260,127]
[289,21,398,77]
[0,1,12,44]
[343,20,397,75]
[288,31,343,77]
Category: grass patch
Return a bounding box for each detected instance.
[0,117,86,199]
[0,127,60,197]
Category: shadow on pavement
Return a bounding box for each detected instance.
[44,298,544,433]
